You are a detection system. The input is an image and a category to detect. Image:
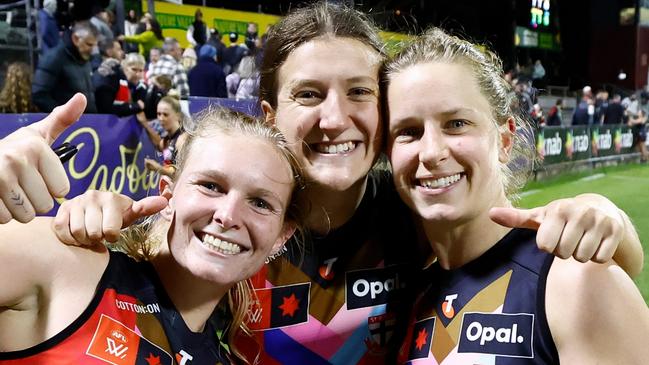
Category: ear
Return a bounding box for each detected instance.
[71,33,80,46]
[158,176,175,221]
[498,117,517,163]
[270,220,296,256]
[260,100,276,126]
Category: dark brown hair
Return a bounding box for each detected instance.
[258,1,385,108]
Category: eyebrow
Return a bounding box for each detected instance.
[286,76,378,90]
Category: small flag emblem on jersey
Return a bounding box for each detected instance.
[248,283,310,330]
[407,317,435,360]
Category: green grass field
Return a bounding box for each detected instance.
[519,162,649,303]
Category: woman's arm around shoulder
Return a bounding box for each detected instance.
[546,257,649,364]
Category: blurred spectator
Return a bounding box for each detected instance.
[531,59,545,88]
[245,22,258,54]
[124,9,139,37]
[207,29,227,68]
[92,37,124,71]
[120,18,164,61]
[222,32,248,75]
[186,9,208,50]
[93,42,143,117]
[514,79,533,115]
[530,103,545,128]
[595,90,609,124]
[628,109,648,162]
[90,9,114,43]
[149,47,162,65]
[122,53,147,102]
[148,37,189,99]
[546,99,563,126]
[181,47,197,71]
[188,45,226,98]
[639,91,649,117]
[604,94,625,124]
[32,21,98,113]
[38,0,60,55]
[0,62,36,113]
[138,95,187,176]
[227,55,258,100]
[123,9,139,53]
[572,86,594,125]
[143,75,172,121]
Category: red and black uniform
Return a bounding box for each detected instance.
[0,251,231,365]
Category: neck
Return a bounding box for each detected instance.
[422,197,513,270]
[300,176,368,235]
[150,246,228,332]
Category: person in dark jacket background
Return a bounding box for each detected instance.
[38,0,60,55]
[32,21,98,113]
[92,39,144,116]
[188,45,227,98]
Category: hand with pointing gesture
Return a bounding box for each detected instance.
[0,93,86,223]
[490,193,643,277]
[53,190,169,246]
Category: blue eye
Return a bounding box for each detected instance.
[447,120,468,129]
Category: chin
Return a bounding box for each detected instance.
[307,168,367,192]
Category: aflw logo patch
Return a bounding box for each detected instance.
[458,312,534,358]
[86,314,173,364]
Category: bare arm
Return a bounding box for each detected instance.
[546,257,649,364]
[0,218,108,350]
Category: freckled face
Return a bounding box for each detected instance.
[269,37,382,192]
[387,62,507,224]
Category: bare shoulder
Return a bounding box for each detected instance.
[546,257,649,364]
[0,217,109,307]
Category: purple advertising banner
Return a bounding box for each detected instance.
[0,114,159,216]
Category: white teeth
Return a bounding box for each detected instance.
[419,173,462,189]
[315,141,355,154]
[202,234,242,255]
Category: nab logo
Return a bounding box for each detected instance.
[458,312,534,358]
[441,294,458,319]
[346,266,407,310]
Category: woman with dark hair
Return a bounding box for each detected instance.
[187,9,208,50]
[120,18,164,60]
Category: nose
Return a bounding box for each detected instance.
[419,126,449,167]
[318,90,351,134]
[212,194,242,231]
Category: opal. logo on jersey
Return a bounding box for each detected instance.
[458,312,534,358]
[346,266,406,310]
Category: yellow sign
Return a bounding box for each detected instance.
[142,1,411,49]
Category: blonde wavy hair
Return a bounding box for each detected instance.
[0,62,35,113]
[116,107,305,364]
